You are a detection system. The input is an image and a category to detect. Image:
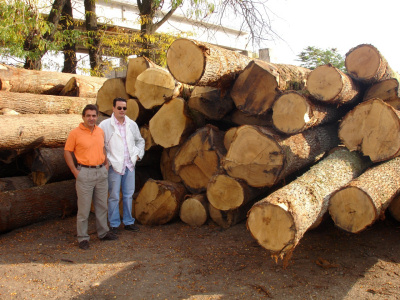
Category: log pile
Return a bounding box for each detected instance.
[2,41,400,267]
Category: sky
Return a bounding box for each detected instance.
[259,0,400,72]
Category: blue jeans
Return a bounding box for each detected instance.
[108,166,136,227]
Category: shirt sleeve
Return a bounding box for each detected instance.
[64,131,76,152]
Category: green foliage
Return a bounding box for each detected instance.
[298,46,345,71]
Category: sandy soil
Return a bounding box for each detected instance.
[0,213,399,299]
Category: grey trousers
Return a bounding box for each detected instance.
[76,166,109,242]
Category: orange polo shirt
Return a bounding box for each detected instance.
[64,123,106,166]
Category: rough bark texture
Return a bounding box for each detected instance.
[329,157,400,233]
[247,148,371,261]
[60,76,106,98]
[173,125,227,193]
[126,56,160,97]
[167,38,252,88]
[345,44,400,84]
[160,146,182,183]
[188,86,234,120]
[179,194,209,227]
[0,91,96,114]
[0,176,34,192]
[149,98,195,148]
[339,98,400,162]
[0,180,77,233]
[96,78,129,116]
[306,65,361,105]
[134,179,186,225]
[222,124,339,188]
[231,60,311,116]
[0,114,82,150]
[272,91,342,134]
[0,63,105,94]
[135,68,176,109]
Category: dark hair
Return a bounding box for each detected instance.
[82,104,99,116]
[113,97,127,107]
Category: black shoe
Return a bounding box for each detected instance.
[100,231,118,241]
[79,240,90,250]
[110,227,119,235]
[124,224,140,232]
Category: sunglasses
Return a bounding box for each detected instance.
[117,106,127,110]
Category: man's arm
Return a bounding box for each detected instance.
[103,147,109,170]
[64,150,79,178]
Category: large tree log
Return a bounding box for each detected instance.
[0,63,106,94]
[167,38,253,88]
[224,109,273,127]
[271,91,342,134]
[363,79,400,110]
[0,176,34,192]
[134,179,186,225]
[339,98,400,162]
[173,125,226,193]
[222,124,339,188]
[27,147,74,186]
[0,91,96,114]
[0,179,77,233]
[0,114,82,150]
[231,60,310,116]
[188,86,234,120]
[306,64,361,105]
[160,146,182,183]
[96,78,130,115]
[125,56,160,97]
[179,194,209,227]
[134,68,176,109]
[207,172,268,211]
[149,98,195,148]
[59,76,107,98]
[388,194,400,222]
[247,148,371,262]
[345,44,400,84]
[329,157,400,233]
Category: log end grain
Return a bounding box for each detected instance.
[247,202,295,253]
[345,44,381,81]
[207,174,244,211]
[364,79,400,102]
[167,39,205,85]
[388,194,400,222]
[306,65,343,101]
[329,186,377,233]
[179,196,208,226]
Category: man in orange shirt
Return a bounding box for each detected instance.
[64,104,117,250]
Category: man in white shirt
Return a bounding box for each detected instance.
[99,98,145,233]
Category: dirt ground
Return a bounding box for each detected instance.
[0,213,399,300]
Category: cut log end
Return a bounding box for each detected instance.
[329,187,377,233]
[247,203,295,253]
[306,65,343,101]
[167,39,205,85]
[345,45,381,81]
[272,92,309,134]
[179,197,208,226]
[207,174,244,210]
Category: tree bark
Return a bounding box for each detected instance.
[134,179,186,225]
[0,176,34,192]
[231,60,311,116]
[96,78,130,116]
[339,98,400,162]
[272,91,342,134]
[188,86,234,120]
[247,148,371,262]
[0,63,106,94]
[306,65,362,105]
[0,91,96,114]
[0,180,77,233]
[84,0,101,71]
[329,156,400,233]
[223,124,339,188]
[149,98,195,148]
[125,56,160,97]
[167,38,253,88]
[179,194,209,227]
[60,0,77,74]
[0,114,82,150]
[135,68,176,109]
[173,125,226,193]
[345,44,400,84]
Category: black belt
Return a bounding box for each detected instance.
[78,163,104,169]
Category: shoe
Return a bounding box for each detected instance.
[124,224,140,232]
[79,240,90,250]
[110,227,119,235]
[100,231,118,241]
